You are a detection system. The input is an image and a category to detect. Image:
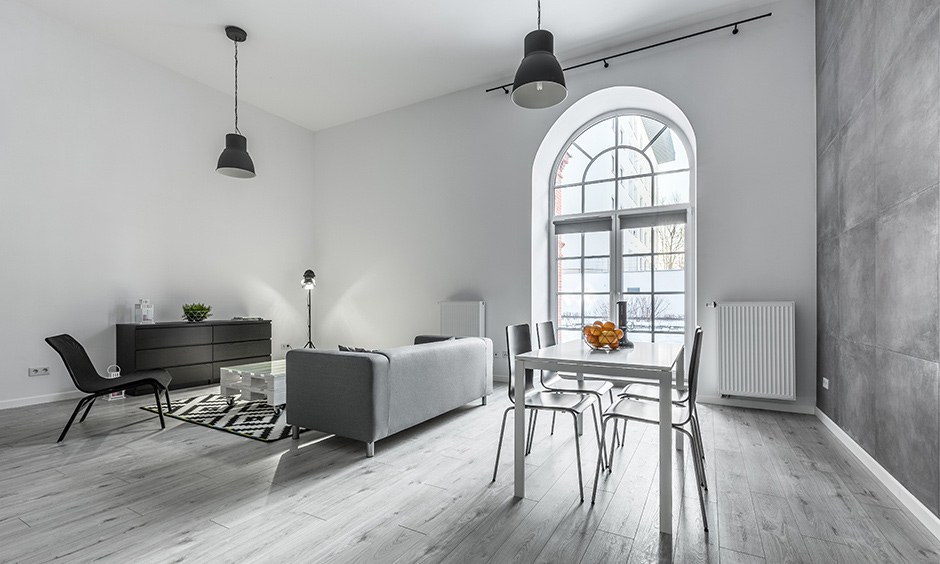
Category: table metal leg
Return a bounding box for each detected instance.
[575,370,584,435]
[514,358,526,498]
[659,368,673,534]
[675,347,685,451]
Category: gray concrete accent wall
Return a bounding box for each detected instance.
[816,0,940,517]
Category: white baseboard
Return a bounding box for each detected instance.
[493,373,509,384]
[815,407,940,542]
[698,394,815,414]
[0,389,84,410]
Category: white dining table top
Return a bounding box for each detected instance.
[516,339,683,371]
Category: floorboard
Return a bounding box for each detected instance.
[0,384,935,563]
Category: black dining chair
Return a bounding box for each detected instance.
[45,334,173,442]
[591,326,709,531]
[493,323,604,501]
[535,321,614,436]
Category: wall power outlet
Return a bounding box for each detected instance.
[28,366,50,377]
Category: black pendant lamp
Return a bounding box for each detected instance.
[217,26,256,178]
[512,1,567,109]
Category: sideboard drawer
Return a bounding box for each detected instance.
[137,345,213,370]
[136,326,213,349]
[213,341,271,362]
[214,323,272,343]
[166,363,213,387]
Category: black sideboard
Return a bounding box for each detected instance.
[116,319,272,395]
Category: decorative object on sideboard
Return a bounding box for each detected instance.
[134,298,155,324]
[181,303,212,322]
[216,25,255,178]
[582,320,623,351]
[616,300,635,348]
[510,1,566,109]
[302,269,316,349]
[105,364,125,400]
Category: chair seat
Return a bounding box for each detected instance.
[605,397,689,426]
[522,390,596,413]
[87,369,171,394]
[618,382,688,403]
[543,372,613,395]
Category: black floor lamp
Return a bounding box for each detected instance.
[302,269,316,349]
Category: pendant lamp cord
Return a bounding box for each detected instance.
[233,40,240,134]
[537,0,541,30]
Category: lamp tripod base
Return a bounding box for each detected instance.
[304,341,316,349]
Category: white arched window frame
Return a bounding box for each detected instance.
[549,109,697,350]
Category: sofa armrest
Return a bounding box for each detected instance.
[285,349,390,444]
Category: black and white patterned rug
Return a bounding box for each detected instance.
[141,394,300,442]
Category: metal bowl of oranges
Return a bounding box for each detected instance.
[582,321,624,351]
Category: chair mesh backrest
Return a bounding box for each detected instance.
[687,326,704,405]
[505,324,535,402]
[535,321,556,348]
[45,334,101,393]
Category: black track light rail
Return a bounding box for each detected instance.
[486,12,773,94]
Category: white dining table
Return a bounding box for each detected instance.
[514,339,685,534]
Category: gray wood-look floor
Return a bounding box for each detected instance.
[1,384,938,564]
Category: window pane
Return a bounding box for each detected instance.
[557,233,581,258]
[654,333,684,344]
[575,118,616,158]
[617,115,649,147]
[584,181,615,213]
[559,330,581,343]
[617,148,652,177]
[654,171,690,205]
[647,127,689,173]
[559,295,582,329]
[629,332,652,343]
[654,265,684,292]
[621,294,651,330]
[555,148,590,186]
[585,149,616,182]
[584,231,609,256]
[584,258,610,292]
[584,295,610,321]
[618,176,652,209]
[654,223,685,254]
[653,294,685,334]
[623,227,651,254]
[623,255,651,293]
[558,259,581,292]
[554,186,582,215]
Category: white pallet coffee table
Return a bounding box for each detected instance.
[219,359,287,415]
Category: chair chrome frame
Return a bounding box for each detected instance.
[493,324,605,501]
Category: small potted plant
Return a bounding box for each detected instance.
[181,303,212,322]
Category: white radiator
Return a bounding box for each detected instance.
[440,301,485,338]
[716,301,795,401]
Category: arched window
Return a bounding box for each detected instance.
[551,113,694,344]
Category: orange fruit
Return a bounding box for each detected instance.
[594,321,603,326]
[602,321,615,330]
[615,329,624,339]
[582,326,591,335]
[609,340,620,349]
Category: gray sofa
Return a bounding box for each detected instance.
[285,335,493,457]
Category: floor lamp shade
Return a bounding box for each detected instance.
[217,133,256,178]
[512,29,567,109]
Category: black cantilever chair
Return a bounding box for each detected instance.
[493,323,604,502]
[45,334,173,442]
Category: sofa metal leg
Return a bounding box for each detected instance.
[291,425,300,440]
[366,442,375,458]
[482,396,487,406]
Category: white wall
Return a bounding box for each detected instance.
[0,1,318,407]
[310,0,817,411]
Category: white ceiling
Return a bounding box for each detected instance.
[16,0,771,131]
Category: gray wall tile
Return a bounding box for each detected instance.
[817,334,840,422]
[874,13,940,212]
[874,348,940,516]
[818,236,841,338]
[817,48,840,155]
[818,139,841,240]
[817,0,848,71]
[875,186,939,362]
[840,219,875,345]
[841,92,876,230]
[838,340,877,456]
[874,0,940,77]
[836,0,876,123]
